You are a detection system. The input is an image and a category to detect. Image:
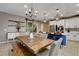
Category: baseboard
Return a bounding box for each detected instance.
[68,40,79,42]
[0,40,16,44]
[0,41,7,44]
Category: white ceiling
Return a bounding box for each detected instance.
[0,3,79,20]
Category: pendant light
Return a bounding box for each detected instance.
[43,13,47,22]
[55,8,61,21]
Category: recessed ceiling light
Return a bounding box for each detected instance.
[25,11,28,13]
[24,5,28,8]
[29,9,31,12]
[76,4,79,6]
[76,11,79,13]
[35,11,38,13]
[44,13,47,16]
[56,8,60,13]
[56,10,60,13]
[56,18,59,20]
[45,14,47,16]
[60,14,63,16]
[43,20,46,22]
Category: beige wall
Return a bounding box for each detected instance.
[43,21,50,32]
[33,21,50,33]
[0,12,26,42]
[33,21,42,33]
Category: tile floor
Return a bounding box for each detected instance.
[0,40,79,56]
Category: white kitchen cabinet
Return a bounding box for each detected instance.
[68,31,79,41]
[7,32,29,40]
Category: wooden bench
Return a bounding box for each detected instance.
[12,42,34,56]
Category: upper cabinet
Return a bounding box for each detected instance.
[49,17,79,29]
[49,20,65,26]
[65,17,79,28]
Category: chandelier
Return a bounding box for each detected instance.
[24,4,38,21]
[55,8,61,21]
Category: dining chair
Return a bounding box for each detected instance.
[41,33,48,40]
[37,38,62,56]
[49,38,62,56]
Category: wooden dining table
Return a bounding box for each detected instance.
[16,35,54,54]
